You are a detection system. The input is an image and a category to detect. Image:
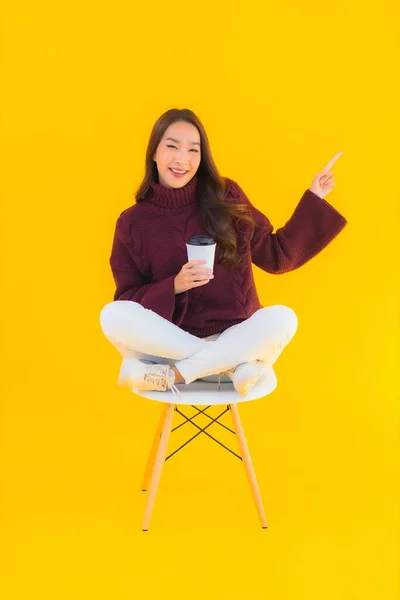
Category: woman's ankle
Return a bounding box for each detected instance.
[171,365,185,384]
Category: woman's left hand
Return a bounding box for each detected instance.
[309,151,343,199]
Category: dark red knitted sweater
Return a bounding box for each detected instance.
[108,174,348,338]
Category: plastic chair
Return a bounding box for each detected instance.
[135,374,276,531]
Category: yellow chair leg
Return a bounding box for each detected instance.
[141,404,169,491]
[229,403,268,528]
[142,403,175,531]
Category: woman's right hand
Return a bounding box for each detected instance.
[174,260,214,294]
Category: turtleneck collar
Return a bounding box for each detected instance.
[149,173,198,208]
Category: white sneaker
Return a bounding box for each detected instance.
[118,358,181,400]
[220,360,267,396]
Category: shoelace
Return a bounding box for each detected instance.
[144,366,181,400]
[168,382,181,399]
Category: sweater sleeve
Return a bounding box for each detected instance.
[231,181,348,274]
[109,218,189,325]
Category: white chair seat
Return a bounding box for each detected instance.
[133,374,276,406]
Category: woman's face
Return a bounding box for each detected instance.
[153,121,201,188]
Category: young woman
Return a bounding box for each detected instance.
[99,108,347,400]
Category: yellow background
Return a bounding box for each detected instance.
[1,1,399,598]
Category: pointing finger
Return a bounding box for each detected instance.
[323,151,343,171]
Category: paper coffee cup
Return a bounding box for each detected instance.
[186,235,216,271]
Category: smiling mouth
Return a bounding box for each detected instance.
[168,167,188,178]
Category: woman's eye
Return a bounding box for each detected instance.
[167,144,198,153]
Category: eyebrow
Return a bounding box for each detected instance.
[165,137,201,146]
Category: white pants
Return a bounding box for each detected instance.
[99,301,298,392]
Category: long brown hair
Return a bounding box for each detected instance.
[135,108,256,266]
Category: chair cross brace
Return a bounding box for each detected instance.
[141,400,268,530]
[166,404,242,461]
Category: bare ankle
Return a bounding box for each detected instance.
[171,365,185,384]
